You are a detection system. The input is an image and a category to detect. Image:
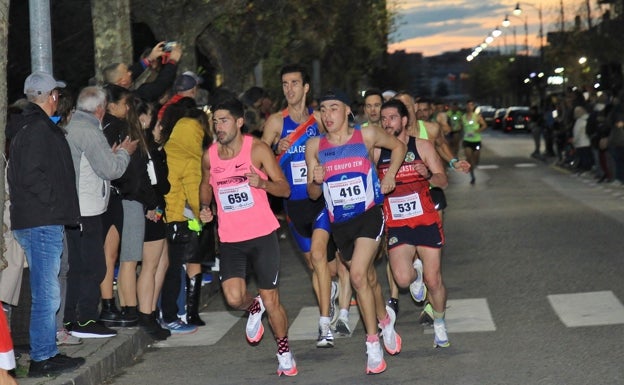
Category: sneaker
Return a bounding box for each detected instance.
[28,353,85,377]
[433,319,450,348]
[70,320,117,338]
[246,295,265,343]
[418,303,434,326]
[378,306,402,355]
[335,316,352,336]
[410,258,427,303]
[316,322,334,348]
[56,328,82,345]
[276,351,298,376]
[329,281,339,325]
[164,319,198,335]
[365,341,386,375]
[387,297,399,316]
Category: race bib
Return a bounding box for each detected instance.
[218,184,255,212]
[290,160,307,185]
[327,177,366,206]
[388,192,423,220]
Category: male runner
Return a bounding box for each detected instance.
[306,89,406,374]
[262,64,346,347]
[376,99,450,348]
[199,98,296,376]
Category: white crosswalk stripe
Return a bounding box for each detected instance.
[548,291,624,327]
[154,291,624,348]
[153,311,239,348]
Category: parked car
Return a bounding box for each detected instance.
[492,108,507,130]
[503,106,531,132]
[476,105,496,125]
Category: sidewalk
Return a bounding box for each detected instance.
[14,279,221,385]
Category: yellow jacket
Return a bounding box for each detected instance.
[164,117,204,222]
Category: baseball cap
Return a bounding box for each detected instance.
[319,88,351,106]
[23,71,66,95]
[174,71,202,92]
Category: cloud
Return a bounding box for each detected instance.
[389,2,507,43]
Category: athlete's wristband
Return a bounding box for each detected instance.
[449,158,458,169]
[425,170,433,180]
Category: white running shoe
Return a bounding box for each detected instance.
[378,305,402,355]
[433,319,450,348]
[276,351,298,376]
[329,280,339,325]
[334,316,352,336]
[410,258,427,303]
[316,322,334,348]
[365,340,386,374]
[246,296,265,343]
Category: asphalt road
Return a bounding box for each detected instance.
[108,130,624,385]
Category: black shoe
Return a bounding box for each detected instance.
[28,353,86,377]
[70,320,117,338]
[99,298,125,327]
[152,310,171,337]
[119,306,139,327]
[138,312,169,341]
[186,274,206,326]
[387,298,399,316]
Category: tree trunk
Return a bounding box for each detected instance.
[91,0,132,83]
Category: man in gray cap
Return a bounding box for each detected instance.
[7,71,86,377]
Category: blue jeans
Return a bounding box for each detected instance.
[13,225,64,362]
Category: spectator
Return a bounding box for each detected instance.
[102,41,182,103]
[242,86,269,136]
[64,86,136,339]
[99,84,137,327]
[136,99,172,340]
[570,105,593,173]
[160,99,208,333]
[7,71,85,376]
[157,71,202,121]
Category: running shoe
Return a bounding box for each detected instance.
[378,305,402,355]
[387,297,399,316]
[164,319,198,335]
[316,322,334,348]
[56,328,82,345]
[433,319,450,348]
[276,351,298,376]
[246,295,265,343]
[365,341,386,375]
[70,320,117,338]
[335,316,352,336]
[410,258,427,303]
[418,303,434,326]
[329,280,339,325]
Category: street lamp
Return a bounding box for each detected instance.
[512,2,544,61]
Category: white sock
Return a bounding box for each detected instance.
[339,309,349,320]
[319,316,331,326]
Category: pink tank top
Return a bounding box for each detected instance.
[208,135,279,242]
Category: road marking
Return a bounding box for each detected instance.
[153,311,240,347]
[514,163,537,168]
[477,165,499,170]
[424,298,496,334]
[548,291,624,327]
[288,306,360,340]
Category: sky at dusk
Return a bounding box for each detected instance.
[388,0,603,57]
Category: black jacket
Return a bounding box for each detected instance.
[7,103,80,229]
[102,113,158,209]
